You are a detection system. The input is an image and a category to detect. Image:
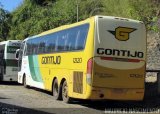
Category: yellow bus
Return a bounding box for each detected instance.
[17,16,146,103]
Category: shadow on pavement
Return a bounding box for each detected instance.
[0,97,9,99]
[2,81,159,113]
[68,82,160,113]
[20,82,160,113]
[0,102,52,114]
[0,81,20,86]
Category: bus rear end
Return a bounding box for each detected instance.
[3,40,21,81]
[90,16,146,100]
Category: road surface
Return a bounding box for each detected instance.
[0,82,160,114]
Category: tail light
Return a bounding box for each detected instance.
[86,58,93,85]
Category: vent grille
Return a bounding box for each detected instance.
[73,71,83,94]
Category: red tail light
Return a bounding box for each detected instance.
[86,58,93,85]
[87,58,93,74]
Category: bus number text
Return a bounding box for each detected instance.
[73,58,82,63]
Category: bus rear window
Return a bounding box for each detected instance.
[7,46,20,53]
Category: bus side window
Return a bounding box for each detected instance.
[64,33,69,51]
[27,40,33,55]
[65,24,89,51]
[23,43,27,56]
[45,36,50,53]
[26,42,30,55]
[42,38,46,53]
[45,33,56,53]
[75,30,81,50]
[57,31,66,51]
[67,29,76,51]
[18,41,25,59]
[75,25,89,50]
[33,38,39,55]
[38,37,45,54]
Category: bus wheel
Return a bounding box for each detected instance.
[52,79,61,100]
[157,72,160,95]
[62,80,72,103]
[0,68,3,81]
[23,75,28,88]
[0,74,3,81]
[0,75,2,81]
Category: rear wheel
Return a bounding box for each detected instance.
[0,68,3,81]
[157,72,160,95]
[52,79,61,100]
[62,80,72,103]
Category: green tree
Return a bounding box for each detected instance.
[129,0,160,31]
[102,0,131,18]
[9,0,78,40]
[0,8,11,41]
[79,0,104,20]
[7,0,160,40]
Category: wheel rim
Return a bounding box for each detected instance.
[63,83,68,99]
[53,83,58,96]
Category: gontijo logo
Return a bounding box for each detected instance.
[108,27,136,41]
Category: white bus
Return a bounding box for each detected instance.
[0,40,21,81]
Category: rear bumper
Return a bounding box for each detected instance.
[88,87,144,101]
[3,75,18,81]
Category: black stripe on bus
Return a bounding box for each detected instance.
[5,59,18,67]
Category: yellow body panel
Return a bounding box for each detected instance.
[37,17,95,99]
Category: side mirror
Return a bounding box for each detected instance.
[15,49,20,60]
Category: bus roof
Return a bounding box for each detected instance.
[0,40,21,45]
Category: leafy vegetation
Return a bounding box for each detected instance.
[0,8,11,41]
[0,0,159,41]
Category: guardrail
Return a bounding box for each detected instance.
[146,69,160,95]
[146,70,160,72]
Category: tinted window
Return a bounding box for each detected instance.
[57,31,67,51]
[66,29,77,51]
[26,40,32,55]
[26,24,89,55]
[67,24,89,50]
[75,25,89,50]
[38,37,45,54]
[45,33,57,53]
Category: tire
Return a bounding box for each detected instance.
[0,68,3,81]
[0,74,3,81]
[157,72,160,95]
[62,80,72,103]
[52,79,61,100]
[23,75,28,88]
